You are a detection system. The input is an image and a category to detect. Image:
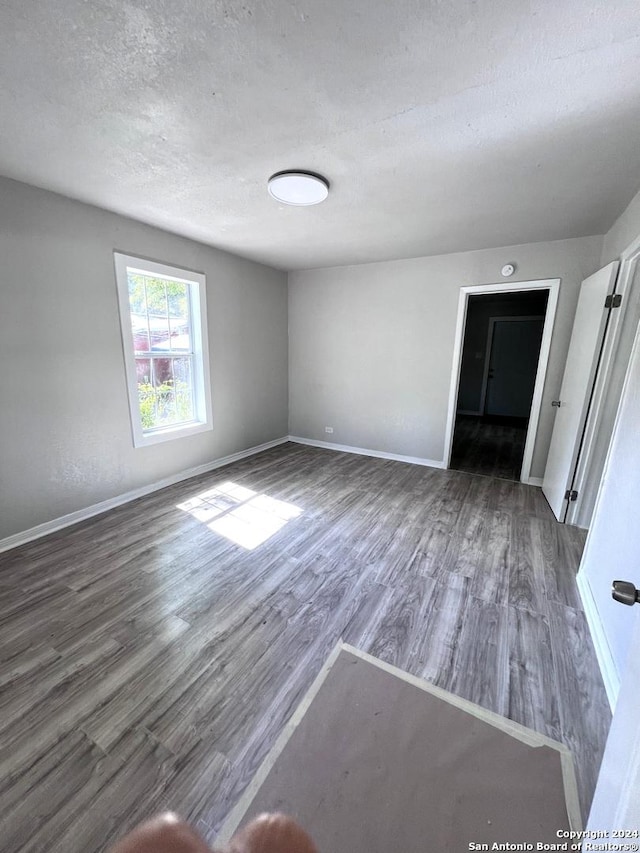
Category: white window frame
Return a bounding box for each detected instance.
[114,252,213,447]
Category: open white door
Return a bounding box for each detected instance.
[588,611,640,830]
[542,263,618,521]
[577,316,640,702]
[583,321,640,828]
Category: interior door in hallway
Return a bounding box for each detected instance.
[542,262,619,522]
[484,316,544,417]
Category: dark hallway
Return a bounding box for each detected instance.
[451,290,549,481]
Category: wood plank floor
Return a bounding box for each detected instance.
[451,414,528,481]
[0,443,610,852]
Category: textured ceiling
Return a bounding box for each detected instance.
[1,0,639,270]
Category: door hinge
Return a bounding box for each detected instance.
[605,293,623,308]
[564,489,578,502]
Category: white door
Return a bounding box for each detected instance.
[584,320,640,829]
[588,611,640,830]
[542,263,619,521]
[485,317,544,418]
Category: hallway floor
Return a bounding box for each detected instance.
[451,414,528,481]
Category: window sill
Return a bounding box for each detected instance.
[132,419,213,448]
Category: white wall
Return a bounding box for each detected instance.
[288,236,602,476]
[601,186,640,264]
[0,177,288,541]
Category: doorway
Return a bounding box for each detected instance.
[444,279,560,483]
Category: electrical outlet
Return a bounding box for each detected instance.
[325,426,334,434]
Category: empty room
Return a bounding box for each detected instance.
[1,1,640,851]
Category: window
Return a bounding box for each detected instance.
[114,252,213,447]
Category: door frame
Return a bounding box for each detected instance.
[566,237,640,526]
[444,278,560,484]
[479,315,547,416]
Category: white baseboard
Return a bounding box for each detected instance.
[0,436,290,554]
[525,476,544,487]
[288,435,445,469]
[577,570,619,711]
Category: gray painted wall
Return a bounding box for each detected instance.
[288,235,603,477]
[0,177,288,540]
[601,185,640,264]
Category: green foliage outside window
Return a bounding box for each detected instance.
[138,380,193,430]
[128,273,189,319]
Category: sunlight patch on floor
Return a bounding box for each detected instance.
[177,480,303,550]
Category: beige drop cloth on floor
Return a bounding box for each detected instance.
[217,644,580,853]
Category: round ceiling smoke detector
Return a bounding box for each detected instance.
[267,171,329,206]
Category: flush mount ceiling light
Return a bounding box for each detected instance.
[267,170,329,206]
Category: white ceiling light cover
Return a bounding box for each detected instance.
[268,171,329,206]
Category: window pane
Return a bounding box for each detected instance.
[132,321,151,354]
[136,358,157,430]
[169,315,191,351]
[128,272,146,313]
[150,317,172,353]
[140,358,172,430]
[136,357,152,385]
[147,276,171,353]
[173,357,194,422]
[167,281,189,319]
[153,359,175,427]
[145,277,168,316]
[168,282,191,351]
[136,356,194,431]
[128,272,150,351]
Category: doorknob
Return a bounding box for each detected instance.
[612,580,640,606]
[551,400,562,407]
